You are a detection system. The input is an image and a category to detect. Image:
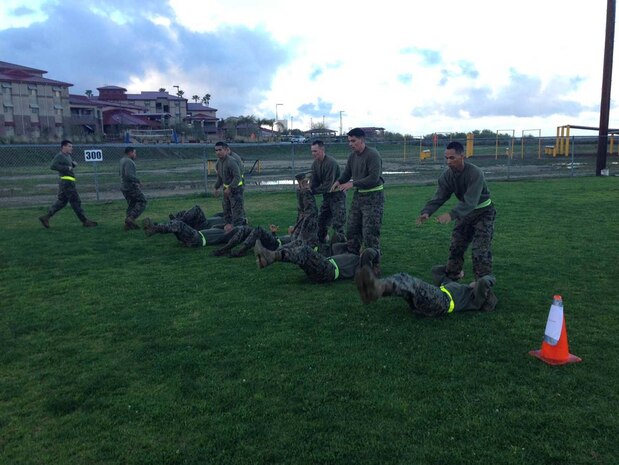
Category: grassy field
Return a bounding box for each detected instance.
[1,177,618,465]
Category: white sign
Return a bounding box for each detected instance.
[84,149,103,162]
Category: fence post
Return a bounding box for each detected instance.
[203,145,209,197]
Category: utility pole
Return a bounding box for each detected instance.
[596,0,615,175]
[339,110,345,136]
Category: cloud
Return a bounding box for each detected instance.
[298,98,334,118]
[412,69,589,119]
[0,1,288,116]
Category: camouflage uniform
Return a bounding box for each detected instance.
[214,187,318,256]
[287,186,319,248]
[311,154,346,242]
[380,265,497,317]
[146,219,237,247]
[170,205,224,230]
[421,162,495,280]
[214,155,246,226]
[46,151,88,222]
[338,146,385,255]
[119,155,147,220]
[278,245,379,283]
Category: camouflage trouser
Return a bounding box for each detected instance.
[121,184,147,219]
[318,191,347,242]
[223,187,246,226]
[346,190,384,255]
[216,225,256,252]
[446,204,496,280]
[174,205,208,229]
[48,179,87,222]
[157,220,203,247]
[241,227,281,250]
[281,245,337,283]
[384,273,451,317]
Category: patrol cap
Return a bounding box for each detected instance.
[294,171,312,182]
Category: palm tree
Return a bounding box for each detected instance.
[192,95,199,103]
[158,88,166,93]
[177,90,184,98]
[85,90,93,98]
[202,94,211,106]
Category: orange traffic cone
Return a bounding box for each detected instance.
[529,295,582,365]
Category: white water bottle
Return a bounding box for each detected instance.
[543,295,563,346]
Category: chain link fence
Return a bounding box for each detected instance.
[0,137,616,207]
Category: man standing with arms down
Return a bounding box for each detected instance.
[119,146,147,230]
[416,141,496,281]
[331,128,384,270]
[310,140,346,243]
[38,139,98,228]
[212,141,246,229]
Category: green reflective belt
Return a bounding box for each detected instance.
[475,198,492,209]
[277,238,282,247]
[198,231,206,247]
[60,176,76,181]
[224,180,243,188]
[358,185,384,193]
[329,258,340,280]
[440,286,455,313]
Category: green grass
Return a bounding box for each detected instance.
[1,177,618,465]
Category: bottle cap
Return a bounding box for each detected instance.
[553,294,562,301]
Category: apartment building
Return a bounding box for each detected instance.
[0,61,72,141]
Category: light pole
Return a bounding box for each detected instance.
[275,103,283,131]
[339,110,345,136]
[173,85,180,96]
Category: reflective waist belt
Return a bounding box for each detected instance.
[329,258,340,280]
[198,231,207,247]
[440,286,455,313]
[276,238,282,247]
[223,180,244,188]
[358,185,384,193]
[60,176,76,181]
[475,198,492,209]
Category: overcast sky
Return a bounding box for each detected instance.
[0,0,616,136]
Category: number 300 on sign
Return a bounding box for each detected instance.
[84,150,103,162]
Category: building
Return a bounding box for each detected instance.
[0,61,72,142]
[186,102,218,141]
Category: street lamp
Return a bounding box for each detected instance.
[173,85,180,96]
[339,110,345,136]
[275,103,283,131]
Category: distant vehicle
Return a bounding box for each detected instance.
[290,136,309,143]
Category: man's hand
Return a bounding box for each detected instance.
[436,212,452,224]
[330,181,340,192]
[224,223,234,233]
[416,213,430,226]
[338,181,354,192]
[287,226,294,234]
[212,188,220,198]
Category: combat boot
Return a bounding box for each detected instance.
[354,266,389,304]
[142,218,157,236]
[212,245,231,257]
[229,244,249,258]
[82,219,98,227]
[254,239,281,269]
[38,214,50,229]
[124,216,140,231]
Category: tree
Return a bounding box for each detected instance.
[177,90,185,98]
[85,90,93,98]
[192,95,199,103]
[158,88,166,93]
[202,94,211,106]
